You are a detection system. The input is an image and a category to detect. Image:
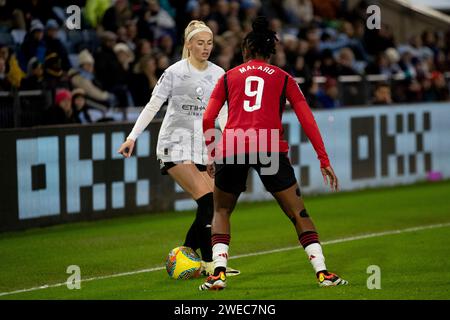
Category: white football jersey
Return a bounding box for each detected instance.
[153,59,226,164]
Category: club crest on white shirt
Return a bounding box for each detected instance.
[196,86,205,104]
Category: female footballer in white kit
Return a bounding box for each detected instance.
[118,20,239,276]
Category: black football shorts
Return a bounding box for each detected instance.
[214,152,297,195]
[159,160,207,175]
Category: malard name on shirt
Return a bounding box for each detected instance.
[239,64,275,75]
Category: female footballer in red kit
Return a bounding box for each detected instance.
[199,16,348,290]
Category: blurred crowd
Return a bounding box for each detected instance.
[0,0,449,125]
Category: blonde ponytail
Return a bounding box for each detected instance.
[182,20,213,59]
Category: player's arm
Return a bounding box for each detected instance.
[118,71,172,157]
[285,76,338,191]
[203,74,227,145]
[217,102,228,131]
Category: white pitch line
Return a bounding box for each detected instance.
[1,222,449,298]
[231,222,450,259]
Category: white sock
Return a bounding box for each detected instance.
[304,243,327,274]
[212,243,229,270]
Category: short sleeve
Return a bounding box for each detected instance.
[151,70,173,101]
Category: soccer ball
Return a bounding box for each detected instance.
[165,246,202,279]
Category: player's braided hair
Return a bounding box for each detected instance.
[243,16,278,59]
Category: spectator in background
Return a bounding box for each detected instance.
[303,80,321,108]
[158,33,177,61]
[339,21,368,62]
[206,20,219,40]
[72,88,93,124]
[406,79,423,103]
[434,50,449,73]
[20,57,46,90]
[226,16,243,38]
[240,0,260,22]
[155,52,170,77]
[320,48,338,77]
[20,19,46,70]
[43,52,69,90]
[130,54,158,106]
[94,32,119,88]
[102,0,132,33]
[282,33,299,68]
[384,47,402,75]
[185,0,201,21]
[365,52,392,77]
[94,31,130,107]
[272,49,292,73]
[45,88,77,125]
[261,1,286,21]
[228,0,241,18]
[372,82,392,105]
[421,75,435,102]
[84,0,111,28]
[311,0,340,20]
[0,56,12,91]
[123,18,139,51]
[364,23,395,56]
[117,25,128,46]
[134,38,153,63]
[421,30,438,55]
[114,43,135,72]
[199,1,212,20]
[139,0,176,41]
[215,54,231,70]
[131,37,153,72]
[113,42,135,106]
[316,77,340,109]
[336,47,359,75]
[2,0,449,115]
[0,45,9,67]
[429,71,450,101]
[283,0,314,25]
[16,0,54,26]
[44,19,71,71]
[407,34,434,62]
[214,29,242,65]
[69,49,115,108]
[303,26,322,67]
[209,0,229,35]
[398,47,417,79]
[293,55,312,80]
[0,44,25,88]
[0,0,26,31]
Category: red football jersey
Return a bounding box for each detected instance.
[203,59,330,168]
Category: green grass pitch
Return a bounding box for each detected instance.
[1,180,449,300]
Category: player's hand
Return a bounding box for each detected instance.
[206,163,215,179]
[321,166,339,192]
[117,139,135,158]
